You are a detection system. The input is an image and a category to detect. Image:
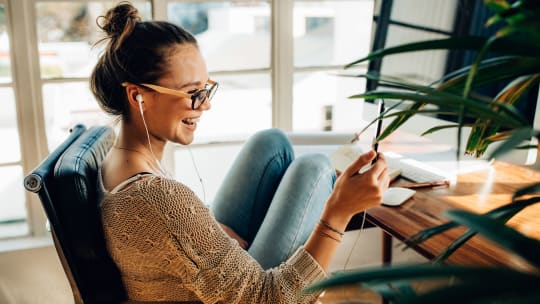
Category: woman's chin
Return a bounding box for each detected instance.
[174,133,195,146]
[174,124,196,145]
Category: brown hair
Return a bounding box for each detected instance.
[90,1,197,119]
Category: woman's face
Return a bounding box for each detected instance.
[143,43,211,145]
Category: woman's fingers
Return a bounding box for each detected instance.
[365,153,386,177]
[343,150,376,177]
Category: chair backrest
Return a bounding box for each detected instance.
[24,124,126,304]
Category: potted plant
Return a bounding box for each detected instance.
[353,0,540,159]
[307,1,540,303]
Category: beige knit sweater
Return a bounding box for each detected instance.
[99,174,327,303]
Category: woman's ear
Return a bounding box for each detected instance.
[124,83,144,111]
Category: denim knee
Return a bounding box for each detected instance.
[294,153,336,183]
[250,128,292,150]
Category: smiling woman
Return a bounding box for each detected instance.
[90,2,389,303]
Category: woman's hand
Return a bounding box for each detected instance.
[219,223,249,249]
[323,150,390,224]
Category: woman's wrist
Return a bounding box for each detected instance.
[319,210,350,237]
[316,224,342,243]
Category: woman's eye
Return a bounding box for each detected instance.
[187,89,198,94]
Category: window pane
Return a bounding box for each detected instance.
[0,4,12,83]
[193,73,271,140]
[42,82,112,151]
[294,1,374,67]
[382,26,449,85]
[0,87,21,163]
[293,69,365,132]
[35,1,151,79]
[0,165,28,238]
[168,1,271,71]
[390,0,458,32]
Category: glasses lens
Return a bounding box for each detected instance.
[192,89,209,110]
[191,82,218,110]
[208,83,218,101]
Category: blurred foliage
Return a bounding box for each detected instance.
[308,1,540,303]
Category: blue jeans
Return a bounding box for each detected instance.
[211,129,336,269]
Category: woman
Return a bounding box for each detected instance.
[93,2,389,303]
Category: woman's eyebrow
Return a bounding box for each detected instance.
[176,80,206,90]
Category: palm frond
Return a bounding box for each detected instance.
[488,128,539,159]
[345,36,540,68]
[403,196,540,252]
[306,264,539,294]
[444,210,540,267]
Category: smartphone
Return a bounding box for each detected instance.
[371,99,385,165]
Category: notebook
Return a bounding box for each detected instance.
[330,144,401,179]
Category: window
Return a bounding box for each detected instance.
[0,1,27,238]
[2,0,375,239]
[293,1,374,132]
[0,0,150,240]
[35,1,151,150]
[167,1,272,139]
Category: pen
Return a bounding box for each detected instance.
[371,99,385,165]
[401,180,450,189]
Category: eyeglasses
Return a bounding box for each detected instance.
[123,80,219,110]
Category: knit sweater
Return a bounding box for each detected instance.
[99,173,327,303]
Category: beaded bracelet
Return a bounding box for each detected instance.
[319,219,344,236]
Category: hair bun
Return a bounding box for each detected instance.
[98,1,141,40]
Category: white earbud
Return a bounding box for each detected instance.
[136,94,143,103]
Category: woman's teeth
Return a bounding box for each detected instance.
[182,118,200,125]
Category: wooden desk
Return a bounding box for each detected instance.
[367,160,540,269]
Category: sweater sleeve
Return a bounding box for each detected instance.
[143,176,327,304]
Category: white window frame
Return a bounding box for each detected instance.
[2,0,372,244]
[4,0,49,240]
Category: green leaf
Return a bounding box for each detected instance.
[346,36,540,68]
[363,281,417,302]
[515,144,538,150]
[404,196,540,252]
[359,72,529,124]
[431,195,540,261]
[402,276,540,304]
[513,182,540,200]
[438,57,540,95]
[420,125,459,136]
[305,264,538,293]
[403,222,458,249]
[464,73,540,158]
[488,128,538,159]
[463,36,500,99]
[363,283,403,302]
[444,210,540,267]
[378,102,425,141]
[345,37,487,68]
[357,91,525,128]
[348,99,408,141]
[433,229,476,264]
[495,74,540,105]
[382,109,460,119]
[484,0,511,14]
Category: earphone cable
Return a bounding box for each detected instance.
[187,146,206,202]
[139,102,169,177]
[343,206,367,271]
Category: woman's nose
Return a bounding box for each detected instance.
[199,99,212,111]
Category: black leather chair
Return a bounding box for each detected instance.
[24,124,126,304]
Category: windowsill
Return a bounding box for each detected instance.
[0,235,54,253]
